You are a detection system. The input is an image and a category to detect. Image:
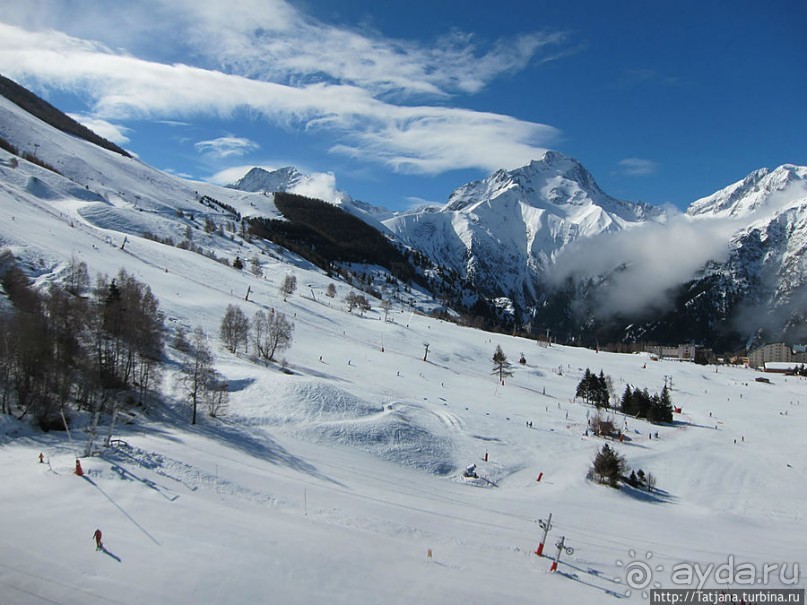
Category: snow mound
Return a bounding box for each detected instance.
[231,381,381,426]
[25,175,60,199]
[299,406,455,475]
[289,382,382,422]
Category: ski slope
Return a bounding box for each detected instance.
[0,95,805,604]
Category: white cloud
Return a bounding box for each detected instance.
[67,113,130,144]
[163,167,194,179]
[1,1,567,100]
[0,22,560,175]
[549,213,740,317]
[334,106,560,174]
[206,163,341,202]
[617,157,657,176]
[194,136,259,159]
[403,196,442,213]
[288,172,341,204]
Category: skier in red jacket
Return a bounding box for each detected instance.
[93,529,103,551]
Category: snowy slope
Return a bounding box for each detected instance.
[0,97,281,225]
[0,82,806,605]
[384,151,666,309]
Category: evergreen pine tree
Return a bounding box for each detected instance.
[576,368,593,402]
[491,345,513,383]
[589,443,627,488]
[593,370,609,408]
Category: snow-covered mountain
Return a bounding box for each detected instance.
[229,165,308,193]
[226,152,806,347]
[384,151,666,315]
[1,70,804,351]
[668,164,807,344]
[678,165,807,345]
[687,164,807,220]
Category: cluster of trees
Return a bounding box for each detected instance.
[575,368,674,423]
[344,291,371,314]
[588,443,657,491]
[219,304,295,362]
[0,254,294,431]
[0,256,164,432]
[620,385,674,423]
[626,468,657,491]
[575,368,613,408]
[198,194,241,221]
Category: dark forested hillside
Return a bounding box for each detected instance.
[0,73,131,158]
[248,192,417,282]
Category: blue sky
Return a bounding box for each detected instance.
[1,1,804,211]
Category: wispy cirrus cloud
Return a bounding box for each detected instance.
[0,1,567,100]
[617,157,658,176]
[0,22,560,175]
[0,1,569,175]
[67,113,130,145]
[194,136,259,159]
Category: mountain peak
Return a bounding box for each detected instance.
[444,151,613,214]
[228,166,304,193]
[687,164,807,219]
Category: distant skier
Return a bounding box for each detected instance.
[93,529,103,551]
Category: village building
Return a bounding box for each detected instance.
[748,342,807,370]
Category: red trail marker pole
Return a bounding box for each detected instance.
[549,536,574,572]
[535,512,552,556]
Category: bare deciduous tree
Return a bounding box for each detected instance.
[345,291,371,315]
[280,273,297,301]
[204,371,229,418]
[182,327,215,425]
[249,256,263,277]
[253,310,294,361]
[65,255,90,296]
[220,304,250,354]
